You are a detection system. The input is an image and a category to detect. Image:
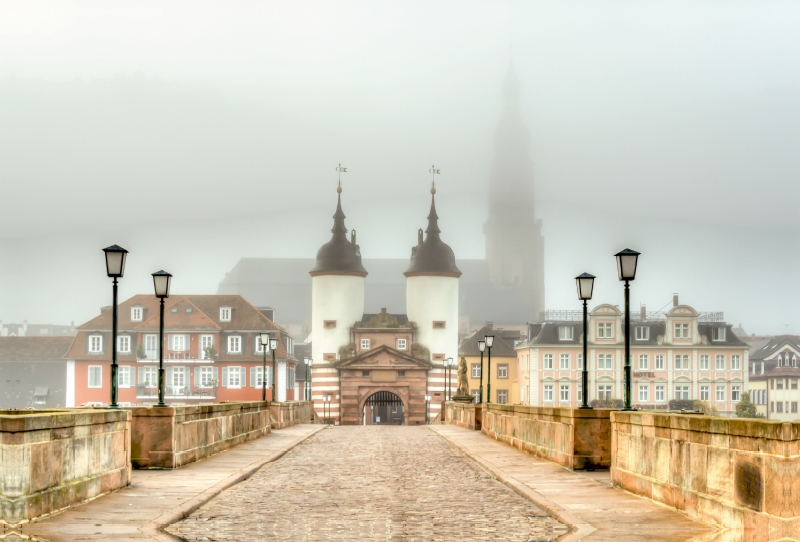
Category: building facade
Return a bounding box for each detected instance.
[66,294,297,406]
[310,185,459,425]
[747,336,800,420]
[458,325,521,404]
[516,303,750,417]
[0,337,73,409]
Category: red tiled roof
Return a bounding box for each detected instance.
[0,337,74,362]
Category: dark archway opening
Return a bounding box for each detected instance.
[363,391,404,425]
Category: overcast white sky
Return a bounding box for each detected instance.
[0,1,798,334]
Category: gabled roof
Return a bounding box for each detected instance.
[135,298,221,332]
[0,337,73,361]
[332,344,433,369]
[749,335,800,361]
[459,325,518,357]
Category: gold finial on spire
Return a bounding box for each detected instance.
[429,165,440,194]
[336,163,347,192]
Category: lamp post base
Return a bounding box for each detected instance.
[578,405,593,409]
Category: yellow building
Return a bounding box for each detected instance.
[458,325,521,404]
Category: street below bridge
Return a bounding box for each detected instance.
[168,426,569,541]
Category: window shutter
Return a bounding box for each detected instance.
[194,367,201,387]
[138,366,145,385]
[268,366,273,388]
[222,366,230,387]
[166,367,174,387]
[212,366,218,385]
[250,366,257,388]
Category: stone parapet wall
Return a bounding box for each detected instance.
[481,404,612,470]
[270,401,314,429]
[129,401,270,469]
[611,411,800,539]
[444,402,482,431]
[0,408,131,524]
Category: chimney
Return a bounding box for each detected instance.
[673,293,679,307]
[640,305,646,321]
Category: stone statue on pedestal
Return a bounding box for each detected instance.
[452,355,474,403]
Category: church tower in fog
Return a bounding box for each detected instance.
[483,64,545,320]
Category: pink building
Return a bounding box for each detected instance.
[516,303,750,417]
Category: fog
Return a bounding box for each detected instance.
[0,1,798,335]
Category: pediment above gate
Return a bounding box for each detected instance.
[333,344,433,370]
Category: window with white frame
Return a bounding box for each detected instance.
[397,338,407,350]
[712,327,726,341]
[471,364,481,378]
[675,385,690,400]
[360,338,370,350]
[144,334,158,359]
[171,334,187,351]
[655,384,665,402]
[199,335,214,359]
[199,367,215,387]
[543,384,554,402]
[674,323,690,339]
[577,385,583,402]
[598,384,612,400]
[228,335,241,354]
[577,354,583,370]
[543,354,554,369]
[639,384,649,402]
[118,366,132,387]
[139,366,157,387]
[638,354,649,370]
[560,384,570,402]
[597,322,613,339]
[471,390,480,403]
[171,367,186,387]
[131,307,143,321]
[497,390,508,404]
[255,335,265,353]
[655,355,665,370]
[700,354,710,370]
[674,354,690,371]
[635,327,649,340]
[220,307,231,322]
[598,354,613,370]
[731,385,741,402]
[497,364,508,378]
[716,385,725,402]
[731,355,741,370]
[715,355,725,370]
[224,366,243,388]
[117,335,130,353]
[559,326,574,340]
[559,354,570,370]
[88,366,102,387]
[700,385,710,401]
[89,335,103,353]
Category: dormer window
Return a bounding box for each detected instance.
[131,307,143,322]
[635,327,649,340]
[89,335,103,353]
[558,326,573,340]
[674,323,690,339]
[711,327,726,341]
[220,307,231,322]
[597,322,613,339]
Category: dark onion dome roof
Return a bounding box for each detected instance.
[404,188,461,278]
[309,187,368,277]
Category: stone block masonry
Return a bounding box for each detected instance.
[0,408,132,525]
[443,401,482,430]
[480,404,612,470]
[269,401,315,429]
[611,411,800,541]
[128,401,271,469]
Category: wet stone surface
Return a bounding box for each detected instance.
[167,426,569,541]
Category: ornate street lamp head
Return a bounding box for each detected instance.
[614,249,640,281]
[485,334,495,348]
[103,245,128,278]
[151,270,172,298]
[575,272,596,300]
[478,340,486,353]
[269,337,278,351]
[260,332,270,349]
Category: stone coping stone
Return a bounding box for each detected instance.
[612,411,800,441]
[0,409,130,433]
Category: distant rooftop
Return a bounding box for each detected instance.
[540,310,725,323]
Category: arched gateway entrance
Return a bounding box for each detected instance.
[363,391,405,425]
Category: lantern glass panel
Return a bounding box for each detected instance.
[269,338,278,350]
[576,273,595,300]
[103,245,128,277]
[478,340,485,352]
[485,334,494,348]
[152,271,172,298]
[615,249,640,281]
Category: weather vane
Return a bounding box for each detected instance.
[429,165,440,192]
[336,163,347,191]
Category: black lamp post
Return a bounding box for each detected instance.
[478,339,486,403]
[424,394,431,424]
[260,332,270,402]
[304,357,312,401]
[576,273,595,409]
[151,270,172,407]
[103,245,128,409]
[485,334,494,403]
[269,337,278,401]
[615,249,640,411]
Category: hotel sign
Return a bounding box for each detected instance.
[633,372,655,378]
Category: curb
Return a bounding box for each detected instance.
[142,424,326,541]
[428,425,597,542]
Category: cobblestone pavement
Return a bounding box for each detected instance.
[167,426,569,541]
